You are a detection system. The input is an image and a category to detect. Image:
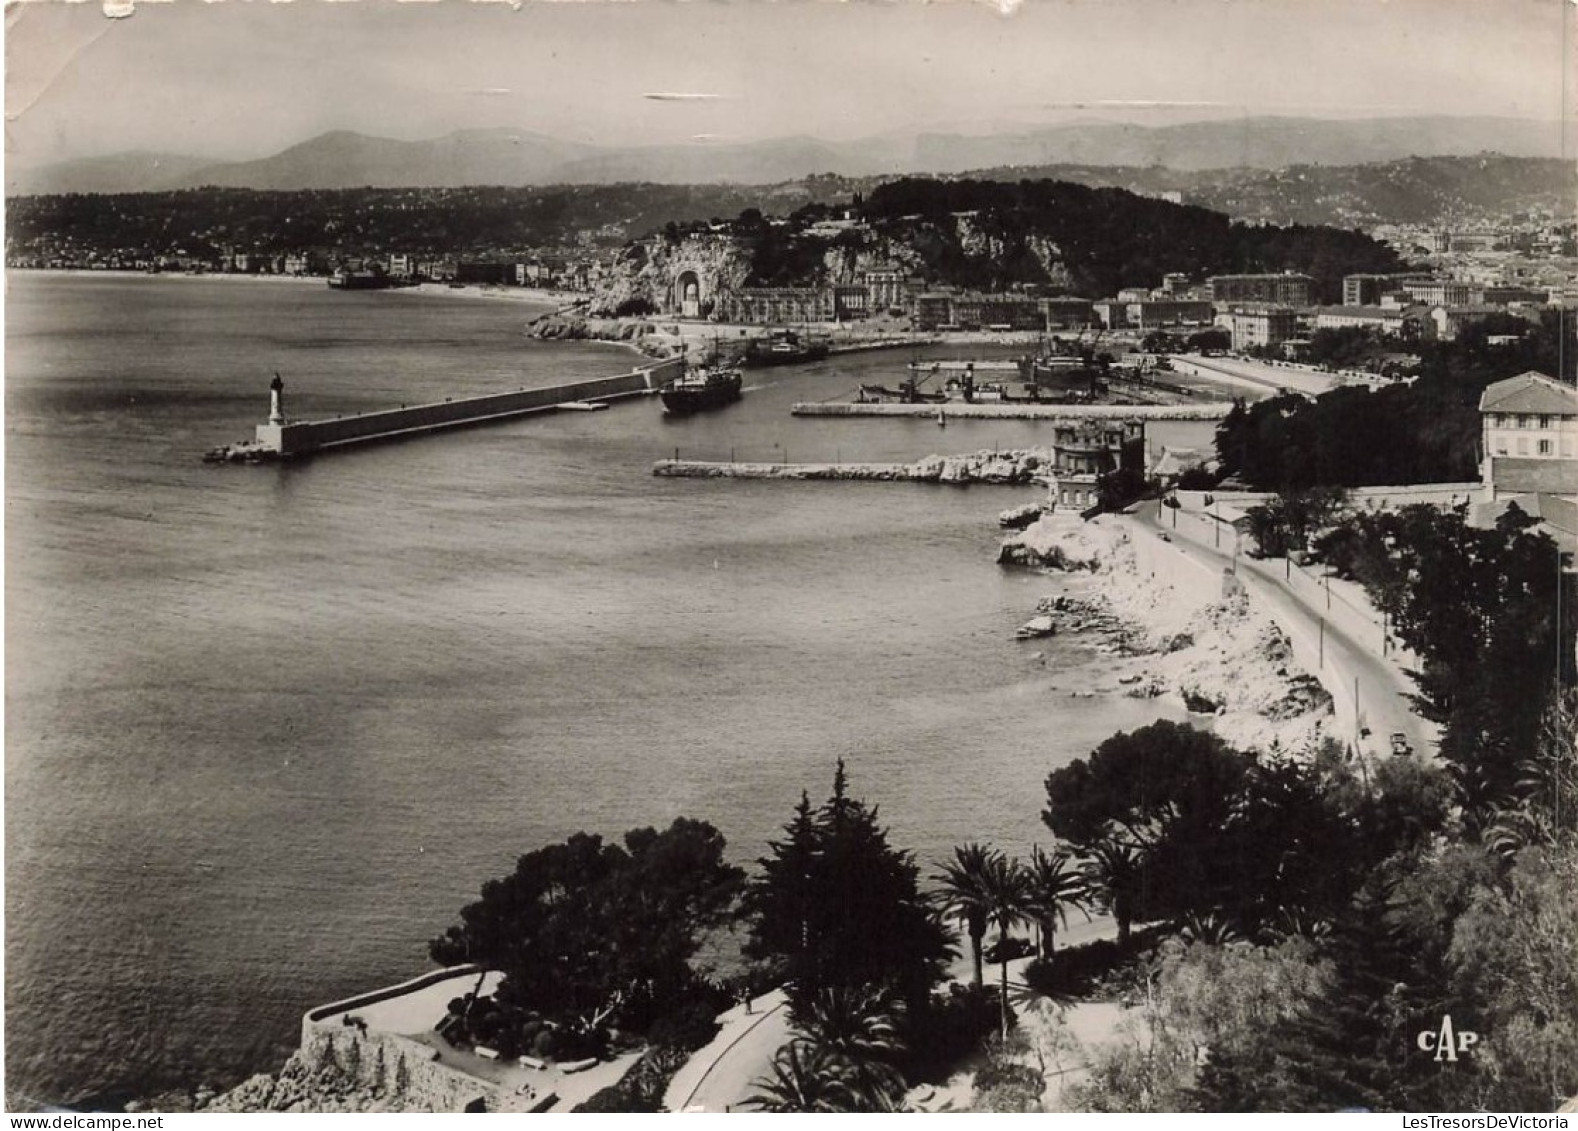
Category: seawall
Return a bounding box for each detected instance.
[247,357,684,458]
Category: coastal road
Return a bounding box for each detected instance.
[1127,501,1436,763]
[1171,354,1344,399]
[666,992,793,1113]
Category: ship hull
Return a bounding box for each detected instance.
[743,342,830,368]
[660,371,743,414]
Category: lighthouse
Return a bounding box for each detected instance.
[269,374,285,424]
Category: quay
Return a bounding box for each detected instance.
[207,357,683,462]
[790,401,1234,421]
[906,359,1021,372]
[825,336,940,356]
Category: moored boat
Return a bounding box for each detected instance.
[660,362,744,414]
[743,328,830,368]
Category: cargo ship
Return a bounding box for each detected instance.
[743,328,830,368]
[660,361,744,414]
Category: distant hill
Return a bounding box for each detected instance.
[11,115,1575,195]
[178,128,600,192]
[909,116,1574,174]
[5,151,214,196]
[952,156,1578,228]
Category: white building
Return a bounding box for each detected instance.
[1479,371,1578,494]
[1216,305,1297,350]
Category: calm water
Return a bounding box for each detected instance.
[5,273,1198,1107]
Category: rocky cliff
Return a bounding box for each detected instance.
[1002,515,1336,756]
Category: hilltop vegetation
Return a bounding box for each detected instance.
[965,155,1576,229]
[852,177,1402,299]
[3,182,845,265]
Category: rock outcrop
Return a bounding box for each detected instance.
[1006,516,1336,756]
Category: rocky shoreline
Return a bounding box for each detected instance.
[1001,513,1336,756]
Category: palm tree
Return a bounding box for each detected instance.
[788,985,907,1108]
[932,842,999,988]
[1024,844,1089,960]
[981,853,1035,1039]
[744,1041,852,1113]
[1081,836,1145,946]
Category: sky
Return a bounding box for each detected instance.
[5,0,1574,167]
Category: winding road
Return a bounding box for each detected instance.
[1126,500,1437,763]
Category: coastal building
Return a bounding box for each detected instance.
[1207,273,1315,307]
[1094,299,1214,331]
[861,266,908,313]
[951,293,1046,331]
[1313,304,1429,339]
[1217,305,1298,351]
[1431,304,1527,341]
[282,253,325,276]
[912,291,1048,332]
[1042,297,1096,330]
[1474,371,1578,554]
[1049,420,1145,511]
[1479,284,1549,305]
[717,287,833,325]
[833,285,869,320]
[1402,279,1474,307]
[1479,371,1578,480]
[1342,272,1431,306]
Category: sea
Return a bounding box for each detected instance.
[4,272,1208,1108]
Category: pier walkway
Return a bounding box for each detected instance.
[211,357,683,461]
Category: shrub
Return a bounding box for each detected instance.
[647,1000,721,1053]
[1023,926,1166,1000]
[901,983,1001,1083]
[613,296,656,317]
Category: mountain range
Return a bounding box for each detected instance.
[9,115,1575,196]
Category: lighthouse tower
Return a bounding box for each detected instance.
[269,374,285,424]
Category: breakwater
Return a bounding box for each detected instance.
[210,358,684,461]
[653,448,1051,484]
[790,401,1234,420]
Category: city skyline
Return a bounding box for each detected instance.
[6,0,1575,170]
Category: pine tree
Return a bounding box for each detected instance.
[743,762,953,1015]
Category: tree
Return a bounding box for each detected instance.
[428,819,744,1045]
[1447,845,1578,1110]
[787,985,907,1110]
[743,761,954,1015]
[1080,835,1146,946]
[1023,845,1088,960]
[932,843,998,988]
[1317,506,1577,820]
[1044,721,1253,851]
[745,1041,856,1113]
[980,853,1034,1038]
